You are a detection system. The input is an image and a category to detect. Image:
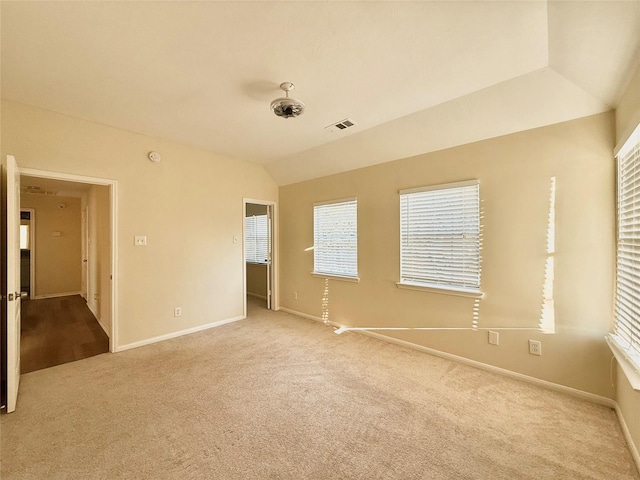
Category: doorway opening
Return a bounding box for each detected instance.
[18,169,118,368]
[19,209,35,299]
[243,199,276,316]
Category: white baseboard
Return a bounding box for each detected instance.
[247,292,267,300]
[116,315,245,352]
[33,291,82,300]
[278,306,616,409]
[280,306,640,470]
[615,404,640,474]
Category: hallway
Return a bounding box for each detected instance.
[21,295,109,373]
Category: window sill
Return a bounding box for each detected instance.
[311,272,360,283]
[396,281,484,299]
[246,261,268,266]
[606,334,640,391]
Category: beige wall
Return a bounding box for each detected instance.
[616,61,640,148]
[20,193,82,297]
[615,60,640,462]
[2,100,278,347]
[280,112,616,398]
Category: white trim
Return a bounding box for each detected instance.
[606,335,640,391]
[19,168,119,353]
[110,181,118,353]
[278,306,615,408]
[243,198,278,318]
[396,281,483,298]
[399,179,478,195]
[359,329,615,407]
[279,307,343,329]
[247,292,267,301]
[311,272,360,283]
[116,315,245,352]
[615,403,640,474]
[20,168,116,187]
[313,196,357,207]
[87,302,110,337]
[33,291,82,299]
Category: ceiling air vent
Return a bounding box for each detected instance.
[325,118,357,133]
[23,185,57,195]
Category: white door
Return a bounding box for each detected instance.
[5,155,21,412]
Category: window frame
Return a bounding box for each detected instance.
[397,179,483,299]
[609,122,640,390]
[312,197,359,282]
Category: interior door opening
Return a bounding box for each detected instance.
[19,209,35,299]
[18,175,112,374]
[244,200,275,313]
[3,161,119,413]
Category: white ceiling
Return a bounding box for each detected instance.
[2,1,639,185]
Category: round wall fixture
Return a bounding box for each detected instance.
[148,151,161,163]
[270,82,305,119]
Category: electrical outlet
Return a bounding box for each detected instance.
[174,307,182,317]
[488,331,499,346]
[529,339,542,356]
[293,291,298,300]
[134,235,147,246]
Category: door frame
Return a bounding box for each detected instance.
[19,208,36,299]
[4,155,21,412]
[20,168,119,353]
[81,206,89,301]
[242,198,277,317]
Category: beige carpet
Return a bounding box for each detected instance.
[1,299,638,480]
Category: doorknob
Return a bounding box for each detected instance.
[6,292,25,301]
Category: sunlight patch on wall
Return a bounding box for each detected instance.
[322,278,330,324]
[472,201,485,329]
[539,176,556,334]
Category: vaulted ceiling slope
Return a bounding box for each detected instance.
[2,1,639,185]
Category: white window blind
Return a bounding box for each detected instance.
[614,124,640,373]
[399,180,480,292]
[313,198,358,278]
[245,214,269,264]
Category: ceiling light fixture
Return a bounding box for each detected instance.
[270,82,305,119]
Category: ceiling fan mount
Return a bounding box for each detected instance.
[270,82,305,119]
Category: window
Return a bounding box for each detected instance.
[398,180,481,296]
[313,198,358,279]
[612,123,640,384]
[245,214,269,264]
[20,225,30,250]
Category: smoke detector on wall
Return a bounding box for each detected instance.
[270,82,305,119]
